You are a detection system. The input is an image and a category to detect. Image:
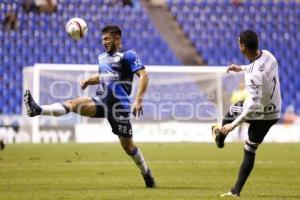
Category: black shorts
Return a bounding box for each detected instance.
[224,101,279,143]
[91,96,132,138]
[247,119,278,143]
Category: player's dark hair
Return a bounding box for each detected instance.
[102,25,122,37]
[239,30,258,52]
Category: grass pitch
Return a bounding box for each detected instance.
[0,143,299,200]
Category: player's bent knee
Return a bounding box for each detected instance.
[64,99,77,111]
[244,139,259,154]
[64,99,88,113]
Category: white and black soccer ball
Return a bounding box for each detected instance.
[66,17,88,40]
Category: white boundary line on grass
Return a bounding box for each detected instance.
[2,160,299,166]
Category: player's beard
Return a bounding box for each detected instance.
[107,43,117,54]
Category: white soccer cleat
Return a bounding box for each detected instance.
[220,191,240,197]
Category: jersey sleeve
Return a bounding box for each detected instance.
[126,50,145,73]
[240,65,248,71]
[231,72,263,127]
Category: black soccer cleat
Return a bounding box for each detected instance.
[0,140,5,150]
[211,125,226,148]
[142,169,156,188]
[24,89,42,117]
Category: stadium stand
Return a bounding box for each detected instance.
[1,0,298,117]
[0,0,180,114]
[167,0,300,114]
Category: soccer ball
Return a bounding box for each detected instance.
[66,18,88,40]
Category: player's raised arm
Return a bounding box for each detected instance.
[226,64,245,73]
[133,69,149,117]
[221,70,263,135]
[80,73,100,90]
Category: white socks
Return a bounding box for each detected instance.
[131,147,148,175]
[41,103,69,116]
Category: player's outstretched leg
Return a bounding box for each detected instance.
[24,90,42,117]
[119,136,156,188]
[24,90,96,118]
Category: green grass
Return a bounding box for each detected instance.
[0,143,299,200]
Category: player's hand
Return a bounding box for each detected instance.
[220,124,235,135]
[80,79,89,90]
[132,99,143,117]
[226,64,242,73]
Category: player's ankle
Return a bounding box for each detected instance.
[231,188,240,196]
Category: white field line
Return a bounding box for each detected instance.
[1,160,299,166]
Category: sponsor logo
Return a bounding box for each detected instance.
[100,73,119,82]
[113,55,121,63]
[0,127,74,143]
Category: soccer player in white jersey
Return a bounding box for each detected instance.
[212,30,281,197]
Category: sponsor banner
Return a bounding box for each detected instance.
[0,126,74,144]
[74,122,213,143]
[39,126,75,143]
[75,123,117,143]
[1,122,299,143]
[0,126,31,143]
[74,122,300,143]
[132,122,213,142]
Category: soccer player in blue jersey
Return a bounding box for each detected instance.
[24,25,156,188]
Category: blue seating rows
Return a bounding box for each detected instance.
[0,0,181,114]
[167,0,300,115]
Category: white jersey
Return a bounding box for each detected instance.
[231,50,281,126]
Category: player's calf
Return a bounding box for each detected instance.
[230,140,259,195]
[118,136,156,188]
[131,148,156,188]
[63,97,96,117]
[130,146,156,188]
